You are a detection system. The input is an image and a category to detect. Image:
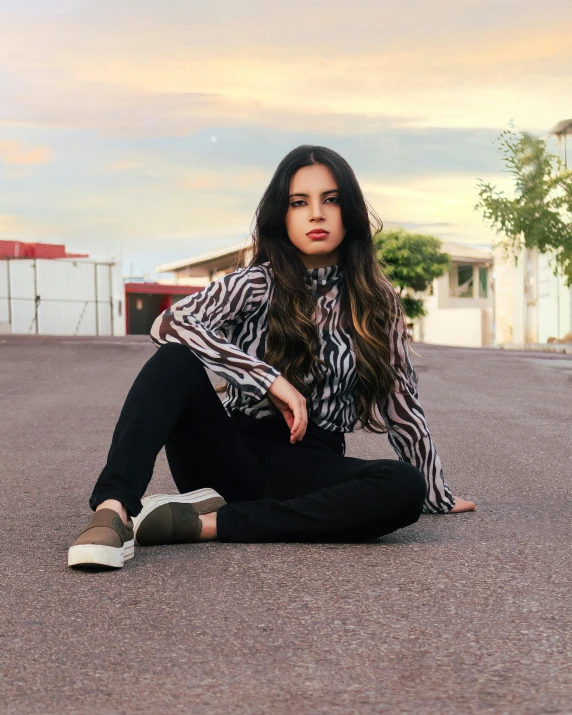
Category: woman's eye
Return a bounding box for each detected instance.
[289,197,339,207]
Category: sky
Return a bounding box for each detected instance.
[0,0,570,279]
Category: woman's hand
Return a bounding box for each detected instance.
[449,497,476,513]
[268,375,308,444]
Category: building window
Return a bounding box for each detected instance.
[449,264,474,298]
[479,266,488,298]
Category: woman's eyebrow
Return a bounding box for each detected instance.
[289,189,339,198]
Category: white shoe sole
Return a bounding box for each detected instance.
[132,487,225,545]
[68,540,135,568]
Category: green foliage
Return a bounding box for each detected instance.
[399,294,426,322]
[474,126,572,288]
[372,227,451,320]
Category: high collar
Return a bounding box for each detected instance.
[303,263,344,292]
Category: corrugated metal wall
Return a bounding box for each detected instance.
[0,257,122,336]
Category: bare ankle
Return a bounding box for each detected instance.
[199,512,218,541]
[96,499,129,524]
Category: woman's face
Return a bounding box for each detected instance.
[285,163,346,269]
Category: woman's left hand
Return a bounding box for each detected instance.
[449,497,476,513]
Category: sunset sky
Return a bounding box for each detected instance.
[1,0,570,278]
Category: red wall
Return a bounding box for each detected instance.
[0,240,89,259]
[124,282,202,334]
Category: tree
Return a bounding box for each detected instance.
[474,126,572,288]
[373,227,451,321]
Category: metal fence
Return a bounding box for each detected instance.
[0,257,118,336]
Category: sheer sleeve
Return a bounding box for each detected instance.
[379,290,456,514]
[150,265,281,405]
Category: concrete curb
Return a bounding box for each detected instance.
[496,342,572,355]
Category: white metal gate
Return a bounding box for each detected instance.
[0,257,120,336]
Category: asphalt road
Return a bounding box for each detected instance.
[1,335,571,715]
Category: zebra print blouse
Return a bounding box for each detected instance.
[150,260,455,513]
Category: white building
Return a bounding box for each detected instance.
[493,244,572,346]
[412,242,495,348]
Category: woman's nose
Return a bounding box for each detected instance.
[309,201,325,219]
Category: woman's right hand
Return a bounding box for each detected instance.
[267,375,308,444]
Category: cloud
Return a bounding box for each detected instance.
[179,167,269,191]
[0,0,569,263]
[0,215,22,234]
[0,213,47,238]
[362,172,517,244]
[0,139,51,165]
[0,5,570,136]
[105,159,144,171]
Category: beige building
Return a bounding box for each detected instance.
[412,242,495,347]
[155,242,252,287]
[156,239,498,348]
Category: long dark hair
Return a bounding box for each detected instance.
[215,144,410,433]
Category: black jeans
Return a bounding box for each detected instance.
[89,343,426,542]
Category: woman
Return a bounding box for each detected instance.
[68,145,476,569]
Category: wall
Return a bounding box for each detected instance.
[417,295,485,347]
[494,244,572,345]
[414,259,495,347]
[0,257,125,336]
[537,250,572,342]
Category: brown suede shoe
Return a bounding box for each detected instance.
[68,508,134,568]
[133,487,226,546]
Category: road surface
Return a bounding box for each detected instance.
[1,336,570,714]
